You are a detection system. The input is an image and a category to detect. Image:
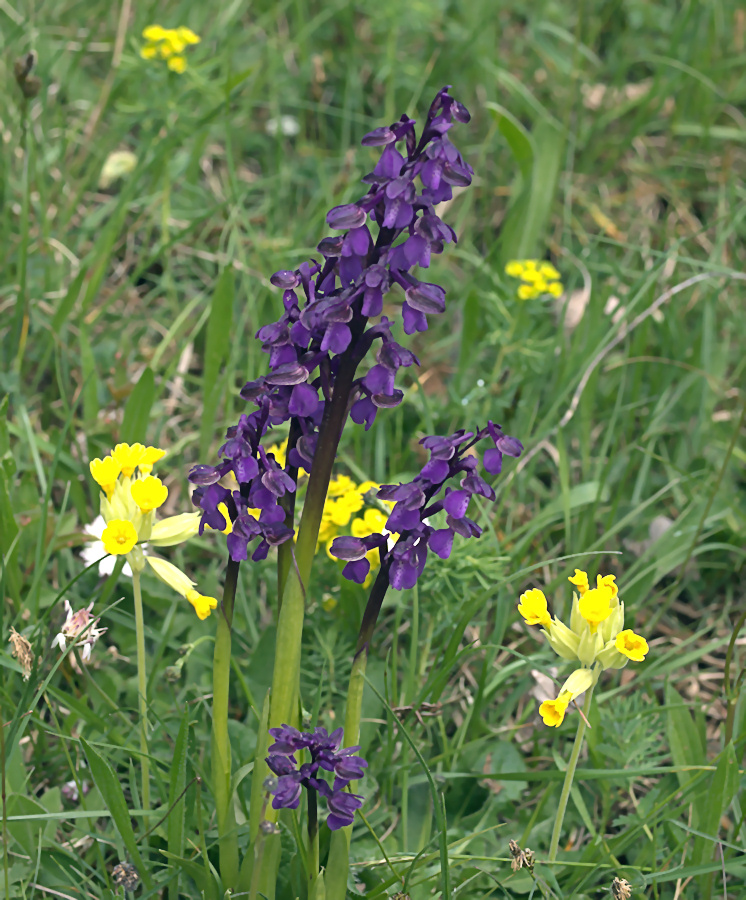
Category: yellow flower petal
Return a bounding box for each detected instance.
[138,446,166,475]
[112,443,147,477]
[517,588,552,628]
[539,693,571,727]
[517,284,535,300]
[568,568,589,596]
[176,26,201,44]
[578,586,613,631]
[140,44,159,60]
[131,475,168,512]
[187,589,218,620]
[146,556,195,596]
[596,573,618,599]
[101,519,138,555]
[615,629,649,662]
[167,55,187,73]
[142,24,168,41]
[90,456,122,497]
[505,260,525,278]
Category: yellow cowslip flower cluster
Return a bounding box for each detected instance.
[89,443,217,619]
[504,259,563,300]
[518,569,649,727]
[140,25,200,74]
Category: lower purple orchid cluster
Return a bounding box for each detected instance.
[265,725,367,830]
[331,422,523,589]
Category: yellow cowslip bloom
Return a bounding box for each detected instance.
[149,512,201,546]
[187,589,218,620]
[596,573,618,599]
[138,446,166,475]
[615,630,649,662]
[539,692,571,727]
[578,586,613,631]
[568,568,589,596]
[101,519,138,555]
[112,442,146,477]
[131,476,168,512]
[327,474,357,498]
[90,456,121,497]
[517,588,552,628]
[352,508,388,537]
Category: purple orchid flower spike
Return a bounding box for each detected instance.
[265,725,367,830]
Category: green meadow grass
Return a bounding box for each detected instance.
[1,0,745,897]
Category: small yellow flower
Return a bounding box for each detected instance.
[101,519,138,555]
[517,588,552,628]
[131,476,168,512]
[138,446,166,475]
[517,283,534,300]
[352,508,389,537]
[546,281,563,297]
[187,589,218,620]
[112,442,147,477]
[615,630,649,662]
[539,692,571,727]
[504,260,525,278]
[328,475,357,498]
[568,568,589,596]
[141,24,200,73]
[505,258,563,300]
[596,573,618,599]
[578,586,613,631]
[90,456,122,497]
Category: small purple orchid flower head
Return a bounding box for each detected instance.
[265,724,367,830]
[330,422,522,589]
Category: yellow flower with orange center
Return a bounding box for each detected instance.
[101,519,138,555]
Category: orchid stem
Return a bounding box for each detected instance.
[131,570,150,813]
[308,788,319,897]
[548,684,595,862]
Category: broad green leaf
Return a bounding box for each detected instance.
[693,742,740,899]
[79,324,99,426]
[487,103,534,179]
[81,738,152,888]
[121,367,155,444]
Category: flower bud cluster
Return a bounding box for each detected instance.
[518,570,649,726]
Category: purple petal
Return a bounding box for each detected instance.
[327,204,367,230]
[428,528,454,559]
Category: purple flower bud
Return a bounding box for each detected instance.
[405,282,446,315]
[326,204,367,230]
[188,465,222,486]
[270,270,300,289]
[361,125,397,146]
[497,435,524,457]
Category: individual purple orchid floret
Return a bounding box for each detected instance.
[265,725,367,830]
[330,422,522,589]
[190,87,474,552]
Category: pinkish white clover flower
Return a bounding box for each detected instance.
[51,600,107,662]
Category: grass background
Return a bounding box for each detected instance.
[1,0,745,897]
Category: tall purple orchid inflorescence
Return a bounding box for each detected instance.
[188,87,474,559]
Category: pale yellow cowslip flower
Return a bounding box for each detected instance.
[131,476,168,512]
[112,442,147,477]
[101,519,138,555]
[90,456,122,498]
[517,588,552,628]
[615,629,649,662]
[568,568,589,596]
[540,692,571,727]
[578,586,614,632]
[518,571,651,726]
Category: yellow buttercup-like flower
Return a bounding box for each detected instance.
[138,446,167,475]
[90,456,122,498]
[187,590,218,620]
[596,573,618,599]
[615,630,649,662]
[112,442,147,477]
[517,588,552,628]
[131,476,168,512]
[568,568,589,596]
[539,692,571,727]
[578,586,613,631]
[101,519,138,555]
